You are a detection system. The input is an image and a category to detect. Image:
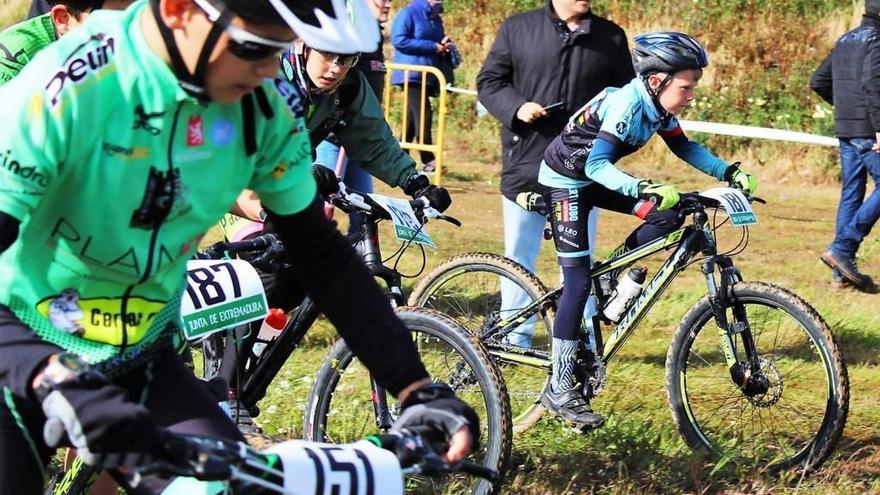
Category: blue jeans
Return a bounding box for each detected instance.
[829,138,880,258]
[500,196,599,347]
[315,141,375,234]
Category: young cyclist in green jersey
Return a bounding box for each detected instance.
[0,0,477,492]
[0,0,135,86]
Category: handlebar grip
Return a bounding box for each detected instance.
[201,233,279,259]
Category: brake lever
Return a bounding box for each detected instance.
[439,215,462,227]
[750,196,767,205]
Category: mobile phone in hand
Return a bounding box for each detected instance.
[542,101,565,113]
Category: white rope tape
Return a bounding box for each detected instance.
[445,84,840,147]
[679,120,839,147]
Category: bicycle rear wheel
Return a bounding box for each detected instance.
[303,308,511,495]
[666,281,849,471]
[409,253,554,431]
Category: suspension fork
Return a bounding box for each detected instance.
[702,256,759,370]
[356,221,400,430]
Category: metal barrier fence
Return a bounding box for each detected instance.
[383,63,448,184]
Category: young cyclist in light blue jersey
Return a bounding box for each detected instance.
[537,32,757,429]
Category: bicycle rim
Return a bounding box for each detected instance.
[306,309,510,495]
[410,254,553,428]
[670,283,848,470]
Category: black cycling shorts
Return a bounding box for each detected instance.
[544,183,641,267]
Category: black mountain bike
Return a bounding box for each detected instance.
[194,187,511,495]
[410,189,849,472]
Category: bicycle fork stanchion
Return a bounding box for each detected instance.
[702,254,768,395]
[370,379,396,430]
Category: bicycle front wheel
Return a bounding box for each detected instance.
[666,281,849,471]
[409,253,554,431]
[303,307,512,495]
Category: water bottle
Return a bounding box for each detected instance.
[602,267,648,323]
[252,308,287,357]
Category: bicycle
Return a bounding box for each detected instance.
[51,427,499,494]
[193,186,512,495]
[409,187,849,472]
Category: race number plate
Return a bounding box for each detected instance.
[368,194,436,247]
[701,187,758,226]
[180,259,268,341]
[268,440,404,495]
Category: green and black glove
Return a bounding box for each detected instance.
[723,164,757,195]
[637,180,680,210]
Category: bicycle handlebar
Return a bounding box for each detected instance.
[368,428,500,483]
[130,429,498,493]
[197,233,281,260]
[329,183,462,227]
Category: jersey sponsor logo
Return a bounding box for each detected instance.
[37,291,165,345]
[134,105,164,135]
[272,76,305,119]
[210,117,235,146]
[187,115,205,147]
[272,162,288,179]
[45,34,116,107]
[48,216,186,276]
[615,121,628,135]
[0,149,49,188]
[102,142,150,160]
[0,42,26,66]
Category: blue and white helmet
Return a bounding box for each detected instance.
[631,32,708,76]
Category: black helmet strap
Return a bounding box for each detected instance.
[640,72,673,121]
[149,0,230,102]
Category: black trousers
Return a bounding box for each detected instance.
[403,84,436,164]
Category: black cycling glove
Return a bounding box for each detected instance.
[393,383,480,451]
[312,165,341,197]
[402,174,452,213]
[35,353,167,467]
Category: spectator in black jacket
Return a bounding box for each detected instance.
[476,0,633,347]
[811,0,880,292]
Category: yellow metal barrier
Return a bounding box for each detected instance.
[383,63,448,185]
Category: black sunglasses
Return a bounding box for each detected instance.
[192,0,294,62]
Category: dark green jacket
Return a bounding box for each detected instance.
[300,69,418,188]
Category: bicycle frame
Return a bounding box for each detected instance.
[235,217,401,431]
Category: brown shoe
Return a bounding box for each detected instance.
[820,251,874,291]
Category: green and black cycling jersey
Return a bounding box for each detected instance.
[0,13,57,85]
[0,0,429,396]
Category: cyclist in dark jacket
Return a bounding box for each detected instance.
[810,0,880,292]
[314,0,392,233]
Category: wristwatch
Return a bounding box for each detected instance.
[33,352,91,402]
